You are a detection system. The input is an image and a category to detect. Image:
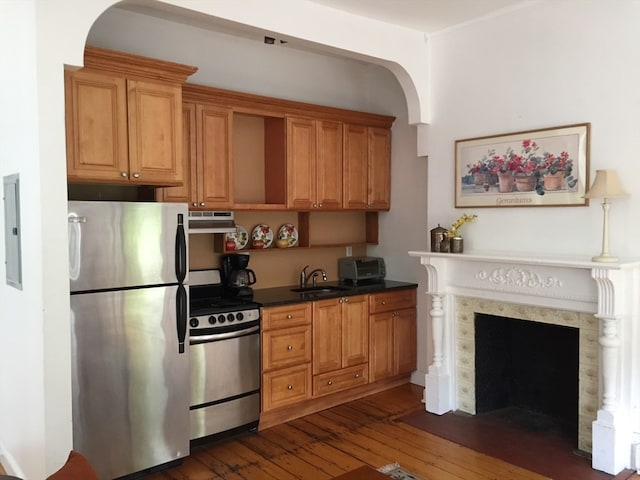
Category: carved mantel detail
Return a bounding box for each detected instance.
[409,250,640,475]
[476,267,562,289]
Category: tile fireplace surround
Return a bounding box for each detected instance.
[408,250,640,475]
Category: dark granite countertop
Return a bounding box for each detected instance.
[251,279,418,307]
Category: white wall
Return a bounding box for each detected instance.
[427,1,640,259]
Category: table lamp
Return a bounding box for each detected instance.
[584,169,628,262]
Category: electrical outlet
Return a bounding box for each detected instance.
[346,246,352,257]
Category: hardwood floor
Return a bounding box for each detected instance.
[143,384,551,480]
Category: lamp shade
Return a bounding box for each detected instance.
[584,169,628,199]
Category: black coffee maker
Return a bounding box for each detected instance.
[221,253,257,297]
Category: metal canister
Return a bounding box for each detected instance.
[430,224,448,252]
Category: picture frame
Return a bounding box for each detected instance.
[455,123,590,208]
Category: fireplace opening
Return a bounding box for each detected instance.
[474,313,579,442]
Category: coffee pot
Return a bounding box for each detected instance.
[221,253,257,296]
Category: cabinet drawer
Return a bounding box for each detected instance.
[369,288,416,314]
[313,364,368,397]
[262,303,311,330]
[262,364,312,411]
[262,325,312,371]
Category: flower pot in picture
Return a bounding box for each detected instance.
[543,171,565,191]
[497,172,515,193]
[514,174,538,192]
[473,173,487,186]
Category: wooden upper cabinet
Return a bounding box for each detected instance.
[158,102,233,209]
[157,103,197,204]
[343,124,391,210]
[65,46,197,186]
[197,103,233,209]
[287,116,342,210]
[65,70,129,183]
[127,79,184,185]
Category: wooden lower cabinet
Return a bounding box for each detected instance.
[261,304,312,413]
[369,289,417,382]
[262,363,312,411]
[312,295,369,397]
[260,288,416,429]
[313,363,368,397]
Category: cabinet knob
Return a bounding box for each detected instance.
[343,297,349,303]
[199,202,205,207]
[121,172,128,178]
[355,373,360,379]
[287,345,293,351]
[381,300,387,305]
[192,202,198,207]
[327,380,333,385]
[318,203,323,208]
[287,385,293,390]
[313,203,318,208]
[287,314,293,319]
[132,172,140,179]
[339,298,343,304]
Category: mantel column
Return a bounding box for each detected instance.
[420,257,454,414]
[591,267,628,474]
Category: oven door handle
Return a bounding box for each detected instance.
[189,324,260,344]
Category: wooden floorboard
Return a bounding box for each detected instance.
[141,383,553,480]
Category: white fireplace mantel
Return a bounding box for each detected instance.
[409,250,640,475]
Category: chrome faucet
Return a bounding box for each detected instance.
[299,265,328,288]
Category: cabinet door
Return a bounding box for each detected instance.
[65,69,129,183]
[316,120,343,209]
[287,116,316,209]
[341,295,369,368]
[127,79,183,186]
[157,103,197,204]
[197,104,233,209]
[395,307,417,375]
[312,298,342,375]
[368,127,391,210]
[343,124,369,209]
[369,312,394,382]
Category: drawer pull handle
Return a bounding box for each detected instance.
[327,380,333,385]
[287,314,293,319]
[287,385,293,390]
[287,345,293,350]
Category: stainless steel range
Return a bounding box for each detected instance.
[188,269,261,444]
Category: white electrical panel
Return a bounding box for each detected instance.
[3,173,22,290]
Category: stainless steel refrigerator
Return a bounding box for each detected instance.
[68,201,189,480]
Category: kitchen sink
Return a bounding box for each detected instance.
[290,285,351,294]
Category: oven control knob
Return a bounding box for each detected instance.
[189,318,199,328]
[218,314,226,323]
[236,312,244,321]
[208,316,216,325]
[227,313,235,322]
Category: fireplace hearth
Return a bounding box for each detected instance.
[409,250,640,475]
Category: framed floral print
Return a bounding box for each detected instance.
[455,123,590,207]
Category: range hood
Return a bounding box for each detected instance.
[188,211,236,234]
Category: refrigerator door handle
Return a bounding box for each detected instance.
[176,284,188,354]
[175,213,187,283]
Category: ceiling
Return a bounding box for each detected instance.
[306,0,532,34]
[117,0,534,40]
